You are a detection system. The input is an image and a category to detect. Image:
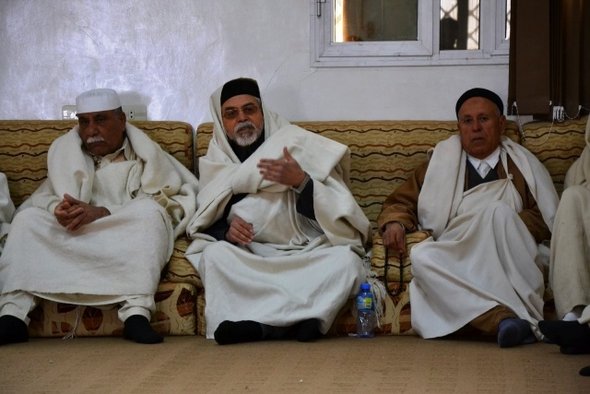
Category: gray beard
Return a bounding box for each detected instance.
[232,122,263,147]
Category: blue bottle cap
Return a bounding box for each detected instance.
[360,282,371,291]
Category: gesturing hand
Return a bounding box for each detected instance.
[257,147,306,188]
[54,193,110,232]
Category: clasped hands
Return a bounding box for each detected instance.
[54,193,110,231]
[225,147,306,246]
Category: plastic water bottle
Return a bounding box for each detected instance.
[356,282,376,338]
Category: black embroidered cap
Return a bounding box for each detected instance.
[220,78,261,106]
[455,87,504,118]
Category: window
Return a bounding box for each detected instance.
[311,0,510,67]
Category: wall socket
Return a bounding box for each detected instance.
[61,104,148,120]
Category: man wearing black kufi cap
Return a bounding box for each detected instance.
[186,77,371,344]
[378,87,559,348]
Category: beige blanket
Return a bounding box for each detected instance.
[187,124,370,252]
[418,135,558,238]
[33,123,198,238]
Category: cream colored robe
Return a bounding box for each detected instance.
[0,124,198,304]
[186,87,370,338]
[0,172,15,254]
[410,135,558,339]
[550,116,590,323]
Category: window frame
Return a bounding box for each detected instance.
[311,0,510,67]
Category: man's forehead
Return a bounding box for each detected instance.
[458,97,499,115]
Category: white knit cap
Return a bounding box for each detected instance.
[76,88,122,114]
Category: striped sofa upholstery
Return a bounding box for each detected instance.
[520,117,588,195]
[0,120,200,337]
[196,117,587,336]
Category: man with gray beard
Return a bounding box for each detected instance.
[186,78,371,345]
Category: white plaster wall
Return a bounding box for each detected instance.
[0,0,508,125]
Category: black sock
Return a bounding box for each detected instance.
[214,320,264,345]
[0,315,29,345]
[260,324,292,340]
[295,319,322,342]
[539,320,590,347]
[560,345,590,355]
[579,366,590,377]
[497,318,534,348]
[123,315,163,344]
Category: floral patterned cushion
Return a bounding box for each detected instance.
[28,281,197,337]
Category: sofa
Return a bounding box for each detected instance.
[1,116,586,338]
[0,120,201,338]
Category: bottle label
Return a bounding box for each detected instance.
[357,295,373,310]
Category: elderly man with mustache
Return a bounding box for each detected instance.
[0,88,198,345]
[186,78,371,345]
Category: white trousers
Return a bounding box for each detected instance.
[0,291,154,324]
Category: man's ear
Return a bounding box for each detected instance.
[499,115,507,134]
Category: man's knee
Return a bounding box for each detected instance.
[10,207,45,227]
[125,198,168,227]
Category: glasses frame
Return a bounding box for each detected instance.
[222,103,261,120]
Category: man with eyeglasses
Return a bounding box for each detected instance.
[378,88,558,348]
[186,77,371,344]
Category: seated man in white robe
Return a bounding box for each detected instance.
[539,115,590,356]
[0,88,198,345]
[0,171,15,255]
[186,78,371,344]
[378,88,559,348]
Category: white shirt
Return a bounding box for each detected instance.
[468,147,501,178]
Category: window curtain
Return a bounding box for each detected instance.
[508,0,590,120]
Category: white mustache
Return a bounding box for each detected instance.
[235,121,255,133]
[86,136,106,144]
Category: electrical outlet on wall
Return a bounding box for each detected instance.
[61,104,147,120]
[122,105,147,120]
[62,105,77,119]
